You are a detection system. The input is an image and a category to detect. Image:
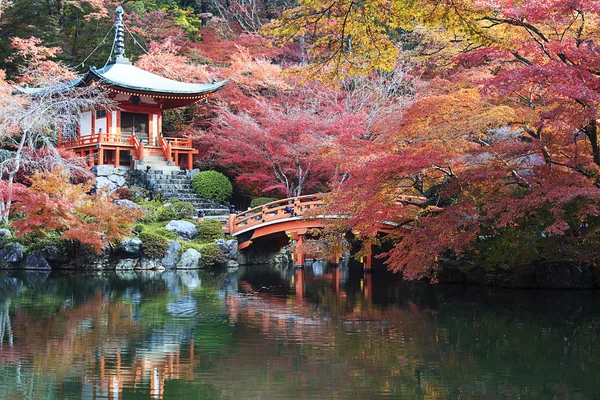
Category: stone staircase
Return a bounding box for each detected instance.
[134,153,181,173]
[145,169,229,217]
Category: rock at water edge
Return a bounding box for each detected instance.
[25,251,51,271]
[118,238,143,257]
[162,241,182,269]
[536,261,595,289]
[177,249,201,269]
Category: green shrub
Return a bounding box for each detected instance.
[136,222,178,240]
[180,240,202,253]
[192,171,232,203]
[138,201,162,223]
[196,219,224,243]
[157,205,177,221]
[19,231,69,252]
[130,186,149,203]
[166,200,196,220]
[179,241,224,266]
[139,200,196,223]
[250,197,278,208]
[198,243,225,267]
[139,231,169,258]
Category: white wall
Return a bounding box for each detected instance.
[80,111,92,136]
[96,118,106,134]
[112,111,117,133]
[152,114,158,145]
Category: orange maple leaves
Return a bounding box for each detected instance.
[6,168,143,253]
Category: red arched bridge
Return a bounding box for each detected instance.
[223,194,427,267]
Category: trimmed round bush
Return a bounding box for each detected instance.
[139,231,169,258]
[250,197,278,208]
[196,219,224,243]
[198,243,225,267]
[192,171,232,203]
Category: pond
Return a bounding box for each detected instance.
[0,261,599,399]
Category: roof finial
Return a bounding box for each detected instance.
[110,6,131,65]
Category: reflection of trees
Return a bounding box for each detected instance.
[1,270,599,399]
[0,271,232,399]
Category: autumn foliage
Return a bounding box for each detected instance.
[5,168,143,253]
[4,1,600,279]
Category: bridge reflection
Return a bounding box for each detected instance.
[3,267,594,399]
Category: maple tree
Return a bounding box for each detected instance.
[3,0,600,280]
[5,167,143,253]
[0,36,111,222]
[271,0,600,279]
[212,95,368,197]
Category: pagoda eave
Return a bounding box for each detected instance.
[107,86,216,109]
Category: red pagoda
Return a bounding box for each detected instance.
[17,6,226,171]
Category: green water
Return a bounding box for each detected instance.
[0,262,599,399]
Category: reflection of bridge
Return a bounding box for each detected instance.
[224,194,426,268]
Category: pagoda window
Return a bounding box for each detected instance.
[96,110,107,134]
[121,112,149,144]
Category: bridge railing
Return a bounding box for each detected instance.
[226,193,428,235]
[227,195,325,234]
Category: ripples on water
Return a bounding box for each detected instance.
[0,262,599,399]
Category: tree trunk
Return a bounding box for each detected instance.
[201,0,208,26]
[583,120,600,166]
[1,131,28,223]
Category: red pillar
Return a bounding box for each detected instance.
[331,265,340,293]
[363,243,373,272]
[187,153,193,170]
[363,270,372,300]
[295,268,305,298]
[114,148,120,168]
[294,234,305,269]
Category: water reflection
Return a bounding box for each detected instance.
[0,264,599,399]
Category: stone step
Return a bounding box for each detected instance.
[156,189,196,194]
[151,175,189,179]
[154,181,193,186]
[200,209,230,216]
[140,168,227,213]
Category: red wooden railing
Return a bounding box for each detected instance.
[60,133,192,150]
[163,137,192,148]
[59,132,131,147]
[158,135,172,163]
[226,194,428,235]
[129,134,144,162]
[228,195,325,233]
[227,195,325,234]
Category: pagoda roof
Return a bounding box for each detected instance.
[15,76,88,96]
[15,7,226,103]
[89,63,227,96]
[15,64,226,99]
